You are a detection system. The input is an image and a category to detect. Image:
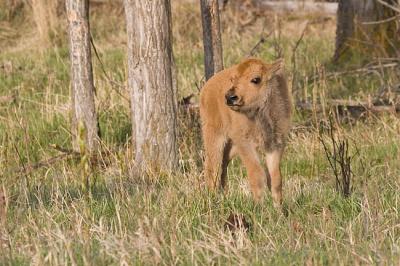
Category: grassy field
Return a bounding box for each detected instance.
[1,1,400,265]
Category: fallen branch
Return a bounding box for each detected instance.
[254,1,338,15]
[297,99,400,115]
[18,153,78,175]
[308,62,399,83]
[13,145,80,176]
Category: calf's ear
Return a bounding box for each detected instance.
[268,58,285,77]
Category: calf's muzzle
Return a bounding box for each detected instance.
[225,88,239,106]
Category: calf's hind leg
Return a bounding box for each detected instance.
[203,131,231,190]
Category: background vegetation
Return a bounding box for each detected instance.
[0,0,399,264]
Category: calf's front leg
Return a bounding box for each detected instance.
[237,145,266,202]
[266,149,283,208]
[203,131,230,191]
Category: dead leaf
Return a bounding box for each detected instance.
[225,212,251,233]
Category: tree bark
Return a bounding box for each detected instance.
[124,0,178,173]
[334,0,400,62]
[66,0,99,152]
[201,0,224,80]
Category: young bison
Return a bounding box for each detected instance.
[200,58,292,207]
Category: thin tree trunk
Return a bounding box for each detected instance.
[124,0,178,173]
[201,0,224,80]
[66,0,99,152]
[334,0,400,62]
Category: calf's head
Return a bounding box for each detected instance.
[225,58,284,111]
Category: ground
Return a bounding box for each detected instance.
[0,1,399,265]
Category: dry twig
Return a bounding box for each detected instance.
[319,117,356,198]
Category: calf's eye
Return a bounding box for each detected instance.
[251,77,261,84]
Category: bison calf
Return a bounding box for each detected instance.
[200,58,292,207]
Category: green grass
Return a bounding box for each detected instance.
[1,2,400,265]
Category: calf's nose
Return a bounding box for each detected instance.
[225,89,238,106]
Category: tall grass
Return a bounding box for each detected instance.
[0,1,399,264]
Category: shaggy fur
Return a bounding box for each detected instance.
[200,58,292,206]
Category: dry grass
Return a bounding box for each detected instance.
[31,0,58,47]
[0,1,399,265]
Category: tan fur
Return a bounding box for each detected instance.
[200,58,292,207]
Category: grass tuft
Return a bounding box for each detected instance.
[0,1,399,264]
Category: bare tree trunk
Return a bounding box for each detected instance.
[124,0,178,173]
[334,0,400,62]
[201,0,224,80]
[66,0,99,152]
